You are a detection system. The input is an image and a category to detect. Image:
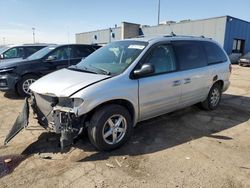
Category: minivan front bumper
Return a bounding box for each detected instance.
[4,95,85,150]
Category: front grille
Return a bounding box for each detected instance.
[33,93,56,122]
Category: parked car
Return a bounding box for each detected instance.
[0,44,100,96]
[229,53,242,64]
[0,44,48,62]
[5,36,231,151]
[238,52,250,66]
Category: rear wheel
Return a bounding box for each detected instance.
[201,83,222,110]
[17,74,38,97]
[88,104,133,151]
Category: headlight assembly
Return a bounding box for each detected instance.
[73,98,84,108]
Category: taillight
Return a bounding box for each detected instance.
[229,64,232,73]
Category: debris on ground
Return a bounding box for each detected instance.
[39,153,52,160]
[4,158,12,163]
[105,163,115,168]
[115,159,122,167]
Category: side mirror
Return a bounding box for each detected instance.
[45,55,57,62]
[0,54,4,59]
[133,64,155,77]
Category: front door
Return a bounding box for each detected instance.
[138,44,181,121]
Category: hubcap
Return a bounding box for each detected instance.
[210,88,220,107]
[22,78,36,94]
[102,114,127,145]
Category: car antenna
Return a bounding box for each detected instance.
[167,23,176,36]
[170,31,176,36]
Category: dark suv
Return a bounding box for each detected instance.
[0,44,48,61]
[0,44,100,96]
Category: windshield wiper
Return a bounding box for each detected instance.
[68,65,97,74]
[88,64,111,75]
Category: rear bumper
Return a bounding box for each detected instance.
[0,73,20,92]
[239,61,250,66]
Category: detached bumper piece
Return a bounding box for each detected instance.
[4,98,29,145]
[4,96,84,152]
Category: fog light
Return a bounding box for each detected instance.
[0,80,7,87]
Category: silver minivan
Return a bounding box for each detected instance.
[5,36,231,151]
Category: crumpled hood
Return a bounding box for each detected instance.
[30,68,110,97]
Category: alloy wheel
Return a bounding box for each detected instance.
[102,114,127,145]
[22,78,36,95]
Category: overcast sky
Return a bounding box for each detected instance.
[1,0,250,45]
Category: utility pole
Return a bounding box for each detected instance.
[32,27,35,43]
[157,0,161,25]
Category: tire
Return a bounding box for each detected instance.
[17,74,39,97]
[201,83,222,110]
[88,104,133,151]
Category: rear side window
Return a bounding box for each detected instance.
[173,41,207,70]
[25,47,41,57]
[73,46,94,58]
[202,41,227,65]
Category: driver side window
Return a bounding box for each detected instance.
[145,44,176,74]
[49,46,73,61]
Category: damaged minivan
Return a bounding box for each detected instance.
[5,36,231,151]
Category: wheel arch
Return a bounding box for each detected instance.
[15,72,40,94]
[83,99,137,127]
[214,80,224,90]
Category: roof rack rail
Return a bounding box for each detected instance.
[163,34,211,39]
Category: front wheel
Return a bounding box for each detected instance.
[17,74,38,97]
[201,83,222,110]
[88,104,133,151]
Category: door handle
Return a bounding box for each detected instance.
[173,80,181,86]
[184,78,191,84]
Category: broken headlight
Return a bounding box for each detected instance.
[55,97,84,108]
[73,98,84,108]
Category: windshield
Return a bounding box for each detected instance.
[27,45,57,60]
[243,52,250,59]
[74,41,148,75]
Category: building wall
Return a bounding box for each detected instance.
[121,22,140,39]
[141,16,227,46]
[75,16,250,55]
[76,27,121,45]
[224,16,250,54]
